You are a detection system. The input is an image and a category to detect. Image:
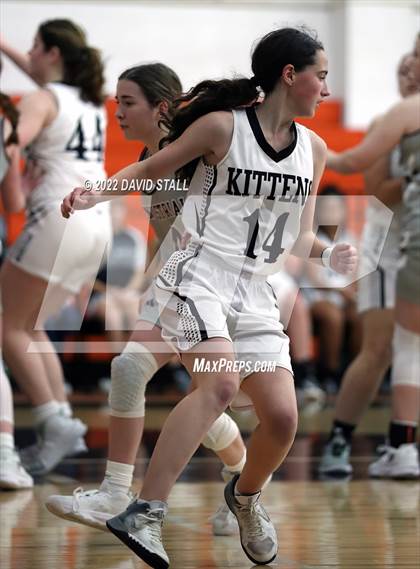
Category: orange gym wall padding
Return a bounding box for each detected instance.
[2,97,366,246]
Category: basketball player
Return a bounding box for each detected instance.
[61,27,357,568]
[46,63,248,537]
[326,34,420,480]
[0,68,33,489]
[0,20,112,476]
[300,185,359,394]
[319,52,420,478]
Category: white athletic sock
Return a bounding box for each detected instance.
[59,401,73,418]
[0,432,14,450]
[103,460,134,492]
[33,401,61,426]
[234,486,260,505]
[233,475,261,504]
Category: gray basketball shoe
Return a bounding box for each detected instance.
[107,499,169,569]
[224,474,278,565]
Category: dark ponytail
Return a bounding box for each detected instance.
[161,26,323,182]
[39,19,105,106]
[160,77,258,182]
[251,27,323,95]
[0,93,19,145]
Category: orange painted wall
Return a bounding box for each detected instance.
[2,97,366,245]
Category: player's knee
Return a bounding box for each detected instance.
[391,324,420,388]
[328,310,343,329]
[367,337,393,367]
[263,405,298,443]
[319,303,342,327]
[202,412,239,451]
[109,342,158,418]
[212,377,238,410]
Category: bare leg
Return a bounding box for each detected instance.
[312,300,344,373]
[108,417,146,466]
[0,319,34,488]
[45,333,247,531]
[0,421,13,434]
[395,297,420,334]
[345,300,362,357]
[287,293,324,404]
[392,385,419,423]
[0,261,89,477]
[34,330,68,403]
[287,293,313,361]
[334,308,393,425]
[216,434,246,467]
[32,283,76,403]
[236,368,297,494]
[140,338,239,502]
[367,298,420,478]
[1,261,58,405]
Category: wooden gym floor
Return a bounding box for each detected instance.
[1,402,419,569]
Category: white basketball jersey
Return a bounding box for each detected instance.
[138,147,186,265]
[0,117,9,185]
[27,83,107,208]
[182,107,314,275]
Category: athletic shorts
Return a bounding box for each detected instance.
[154,245,292,411]
[301,287,344,309]
[266,270,297,310]
[396,252,420,306]
[137,283,162,326]
[8,201,112,293]
[139,269,298,329]
[357,213,399,313]
[357,264,397,313]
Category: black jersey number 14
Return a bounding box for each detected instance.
[243,209,289,263]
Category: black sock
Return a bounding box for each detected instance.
[389,421,418,448]
[293,359,316,388]
[329,420,356,445]
[324,368,340,383]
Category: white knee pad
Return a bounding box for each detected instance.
[202,412,239,452]
[392,324,420,388]
[109,342,158,418]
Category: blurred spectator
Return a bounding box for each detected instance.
[87,199,147,343]
[268,259,326,410]
[300,186,361,393]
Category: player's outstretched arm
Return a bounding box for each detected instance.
[61,111,231,218]
[327,95,420,173]
[0,36,38,84]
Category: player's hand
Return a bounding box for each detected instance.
[330,243,357,275]
[61,187,96,218]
